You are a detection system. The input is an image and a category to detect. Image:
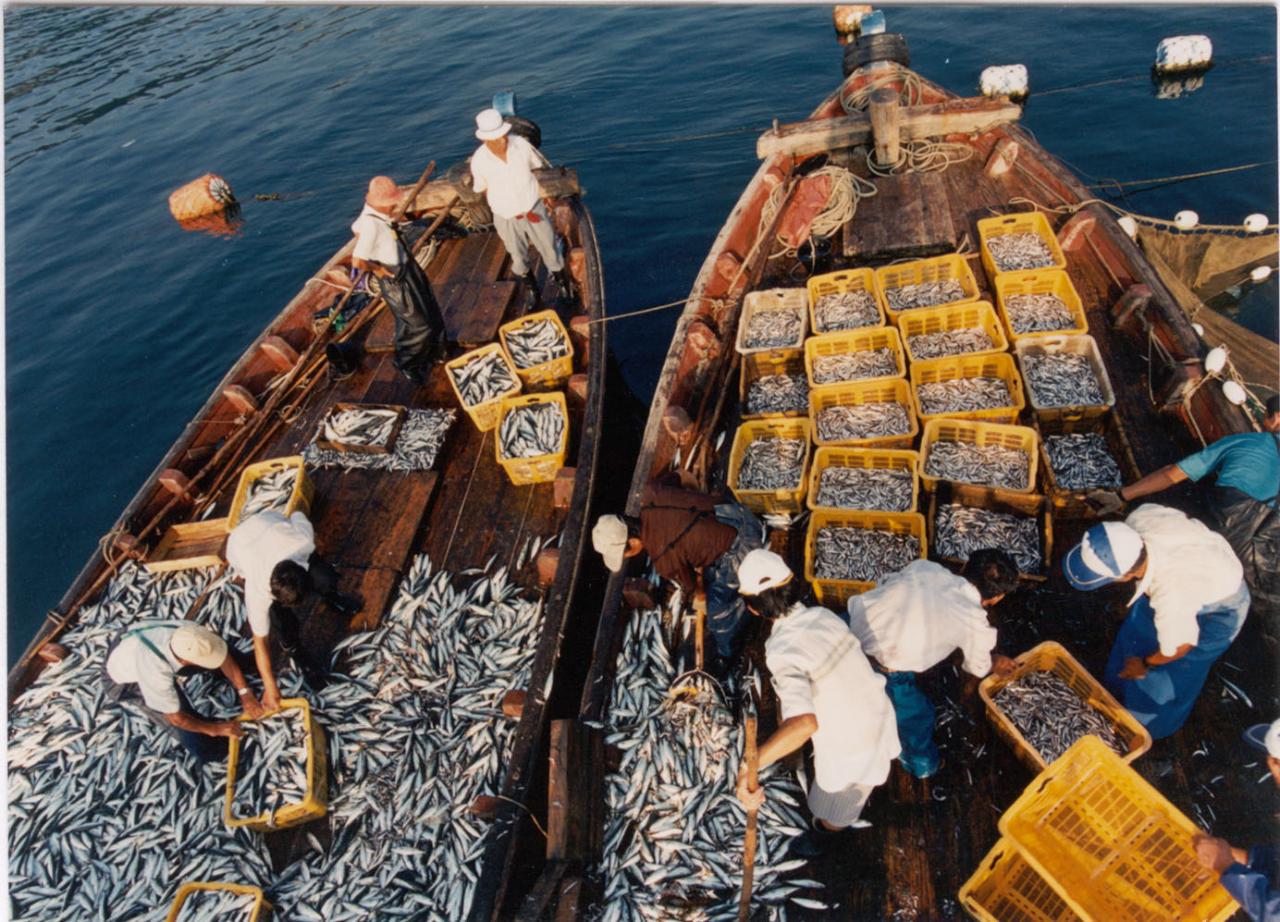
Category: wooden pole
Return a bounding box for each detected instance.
[869,87,902,167]
[738,714,759,922]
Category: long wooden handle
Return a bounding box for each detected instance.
[695,604,705,673]
[739,715,759,922]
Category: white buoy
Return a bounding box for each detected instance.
[1222,380,1249,406]
[980,65,1029,101]
[1155,35,1213,74]
[1244,213,1270,233]
[1251,265,1273,283]
[1205,346,1228,375]
[1174,210,1199,230]
[1117,216,1139,239]
[1192,322,1205,337]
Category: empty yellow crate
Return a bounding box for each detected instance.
[875,253,980,323]
[1034,413,1141,518]
[166,882,271,922]
[960,838,1084,922]
[806,267,886,333]
[727,417,811,514]
[804,509,926,609]
[994,269,1088,343]
[978,211,1067,279]
[1014,334,1115,423]
[227,456,314,530]
[499,309,575,389]
[999,736,1239,922]
[804,326,906,388]
[739,348,808,420]
[910,352,1026,424]
[898,300,1009,364]
[919,418,1039,494]
[225,697,328,832]
[494,391,569,486]
[809,378,918,449]
[446,343,523,432]
[927,484,1052,581]
[806,446,919,513]
[735,287,809,355]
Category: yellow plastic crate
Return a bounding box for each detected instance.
[499,309,575,389]
[806,267,886,334]
[978,211,1067,279]
[875,253,980,323]
[999,736,1239,922]
[727,417,812,515]
[739,348,808,420]
[1015,334,1115,423]
[979,641,1153,773]
[804,326,906,388]
[166,882,271,922]
[446,343,523,432]
[809,378,918,449]
[494,392,570,486]
[919,418,1039,495]
[1033,412,1141,518]
[804,509,926,609]
[960,838,1084,922]
[225,697,328,832]
[898,300,1009,364]
[994,269,1088,343]
[734,287,809,356]
[806,446,920,513]
[910,352,1026,424]
[927,484,1053,581]
[227,456,314,531]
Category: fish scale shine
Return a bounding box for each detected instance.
[813,290,879,333]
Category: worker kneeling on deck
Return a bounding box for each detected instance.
[1063,505,1250,740]
[103,620,259,762]
[845,551,1020,779]
[734,550,900,851]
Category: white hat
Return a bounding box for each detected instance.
[169,624,228,669]
[737,549,794,596]
[1062,521,1145,590]
[592,515,629,573]
[474,108,511,141]
[1245,718,1280,758]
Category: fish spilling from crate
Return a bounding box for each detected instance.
[173,888,258,921]
[814,527,920,582]
[237,468,297,525]
[737,437,806,490]
[924,441,1030,490]
[227,708,310,822]
[934,503,1041,573]
[993,671,1126,763]
[816,467,913,512]
[816,402,912,443]
[885,279,965,312]
[505,318,570,369]
[746,374,809,416]
[814,290,880,332]
[744,309,804,350]
[906,328,994,360]
[1005,293,1075,335]
[917,378,1013,416]
[813,349,897,385]
[499,400,566,460]
[305,409,455,473]
[987,233,1056,272]
[1023,354,1105,408]
[322,407,399,449]
[449,350,519,407]
[1044,433,1123,490]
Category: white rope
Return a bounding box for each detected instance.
[758,166,874,260]
[839,64,925,112]
[866,139,974,176]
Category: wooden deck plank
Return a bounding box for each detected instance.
[844,171,955,260]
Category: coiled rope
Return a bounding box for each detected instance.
[866,139,974,176]
[758,166,872,260]
[839,64,925,112]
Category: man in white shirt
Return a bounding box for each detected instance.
[846,551,1020,779]
[733,550,900,852]
[1063,504,1251,739]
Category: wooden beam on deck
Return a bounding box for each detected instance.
[408,167,581,213]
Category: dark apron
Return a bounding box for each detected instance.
[1206,481,1279,605]
[702,502,767,662]
[371,218,445,372]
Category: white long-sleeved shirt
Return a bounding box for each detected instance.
[1125,504,1245,655]
[846,559,998,677]
[351,203,402,267]
[105,620,186,714]
[469,135,546,219]
[765,604,901,790]
[225,510,315,637]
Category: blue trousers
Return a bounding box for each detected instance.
[1104,582,1250,740]
[702,503,766,662]
[883,671,941,778]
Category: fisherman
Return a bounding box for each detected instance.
[1062,505,1250,739]
[103,620,258,761]
[844,551,1021,779]
[350,175,446,385]
[466,108,572,303]
[591,481,765,674]
[733,550,900,850]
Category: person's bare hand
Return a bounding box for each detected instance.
[240,694,265,720]
[991,654,1017,678]
[1193,834,1237,873]
[261,687,282,713]
[1117,656,1148,680]
[736,769,765,811]
[217,721,244,740]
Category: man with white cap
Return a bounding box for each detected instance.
[733,549,900,851]
[1062,503,1250,739]
[104,619,257,761]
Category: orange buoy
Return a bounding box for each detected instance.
[168,173,236,222]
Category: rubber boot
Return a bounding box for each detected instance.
[554,267,575,306]
[523,271,542,306]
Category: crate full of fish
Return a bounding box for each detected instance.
[804,509,926,608]
[166,881,271,922]
[807,446,919,513]
[314,402,406,455]
[994,269,1088,342]
[495,391,569,486]
[874,252,980,321]
[734,287,809,355]
[927,484,1052,580]
[806,267,886,334]
[898,300,1009,363]
[998,736,1238,922]
[960,838,1083,922]
[977,211,1067,278]
[1035,415,1139,517]
[738,348,809,419]
[498,308,575,388]
[1015,334,1115,423]
[919,418,1039,495]
[804,325,905,388]
[227,456,314,530]
[809,377,918,449]
[727,417,811,514]
[224,697,328,832]
[445,343,523,432]
[910,352,1026,424]
[980,641,1152,773]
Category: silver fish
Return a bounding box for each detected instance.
[449,350,519,407]
[923,440,1030,490]
[1023,354,1105,409]
[813,290,879,333]
[812,348,896,385]
[238,467,298,524]
[305,409,455,473]
[746,374,809,416]
[885,279,965,312]
[736,437,805,491]
[987,233,1055,273]
[934,503,1041,573]
[815,402,911,442]
[906,328,994,360]
[743,309,804,350]
[499,401,566,460]
[1044,433,1122,490]
[814,527,920,582]
[815,467,913,512]
[505,319,570,370]
[917,377,1013,416]
[1005,293,1075,335]
[993,670,1126,762]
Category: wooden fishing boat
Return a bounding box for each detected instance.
[547,24,1275,922]
[8,146,606,920]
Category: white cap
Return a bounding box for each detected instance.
[1245,719,1280,758]
[474,108,511,141]
[169,624,228,669]
[1062,521,1145,590]
[737,549,794,596]
[591,515,628,573]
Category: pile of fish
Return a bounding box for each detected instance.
[1023,353,1105,409]
[814,526,920,583]
[736,437,805,491]
[815,466,913,511]
[743,309,804,350]
[813,290,879,332]
[505,317,570,369]
[237,467,298,525]
[746,374,809,416]
[987,232,1056,272]
[321,406,400,450]
[924,440,1030,490]
[1044,432,1123,490]
[992,670,1126,763]
[917,377,1013,416]
[305,409,455,473]
[1004,293,1076,334]
[885,279,965,312]
[172,888,259,921]
[814,401,911,443]
[934,503,1041,573]
[449,349,519,407]
[812,348,897,385]
[499,399,566,460]
[906,328,994,360]
[227,707,311,824]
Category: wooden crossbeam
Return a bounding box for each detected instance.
[408,166,581,213]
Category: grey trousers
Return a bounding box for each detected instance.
[493,200,563,275]
[807,775,876,828]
